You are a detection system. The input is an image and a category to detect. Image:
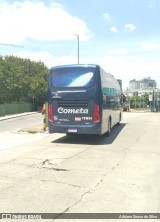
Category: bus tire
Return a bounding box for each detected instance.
[106,119,111,136]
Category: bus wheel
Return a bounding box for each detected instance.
[106,119,111,136]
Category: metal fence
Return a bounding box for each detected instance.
[0,103,33,117]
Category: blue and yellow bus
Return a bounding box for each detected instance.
[48,64,122,136]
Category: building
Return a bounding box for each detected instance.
[129,77,157,91]
[129,79,139,91]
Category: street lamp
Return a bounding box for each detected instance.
[73,34,79,64]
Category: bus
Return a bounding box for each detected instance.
[48,64,122,136]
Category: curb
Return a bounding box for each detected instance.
[0,112,38,121]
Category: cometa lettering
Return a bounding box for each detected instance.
[58,107,88,114]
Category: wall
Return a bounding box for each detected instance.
[0,103,33,116]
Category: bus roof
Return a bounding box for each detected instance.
[50,64,99,70]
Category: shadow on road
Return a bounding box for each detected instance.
[52,123,126,145]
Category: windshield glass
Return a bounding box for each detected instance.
[51,67,95,88]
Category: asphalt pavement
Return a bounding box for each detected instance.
[0,112,37,121]
[0,112,45,133]
[0,112,160,218]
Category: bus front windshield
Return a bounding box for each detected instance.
[51,67,95,88]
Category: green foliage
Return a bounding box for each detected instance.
[128,94,149,108]
[0,55,49,106]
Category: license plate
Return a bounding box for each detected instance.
[68,129,77,133]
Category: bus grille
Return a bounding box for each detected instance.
[57,99,88,108]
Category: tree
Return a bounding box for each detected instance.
[128,94,149,109]
[0,55,49,106]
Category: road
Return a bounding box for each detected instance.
[0,113,42,133]
[0,113,45,151]
[0,112,160,221]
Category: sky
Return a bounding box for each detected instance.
[0,0,160,89]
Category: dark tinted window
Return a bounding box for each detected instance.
[51,67,95,87]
